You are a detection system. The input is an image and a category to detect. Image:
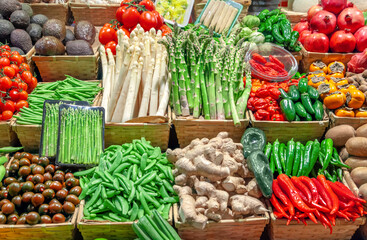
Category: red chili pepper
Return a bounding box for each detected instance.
[314,210,333,234]
[252,53,267,64]
[253,98,269,111]
[309,201,330,213]
[250,59,268,73]
[336,210,350,221]
[307,212,318,224]
[325,213,336,226]
[265,62,287,74]
[355,202,364,216]
[339,200,355,210]
[330,181,366,204]
[278,174,316,213]
[291,177,312,203]
[299,176,319,204]
[312,178,333,210]
[317,175,339,215]
[270,194,290,219]
[273,179,295,216]
[271,113,285,121]
[269,55,285,69]
[254,109,270,120]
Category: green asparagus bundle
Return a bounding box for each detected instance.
[161,25,253,126]
[58,106,104,165]
[41,102,60,157]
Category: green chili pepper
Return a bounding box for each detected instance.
[280,98,296,121]
[285,139,296,176]
[321,139,326,154]
[301,141,313,176]
[301,93,315,115]
[267,8,280,17]
[306,139,320,176]
[337,168,344,181]
[272,23,285,43]
[264,142,272,159]
[279,143,286,172]
[321,139,334,171]
[292,142,302,176]
[279,88,290,99]
[0,146,23,153]
[319,151,325,168]
[279,19,291,43]
[297,145,305,177]
[272,140,283,174]
[295,115,301,121]
[258,9,270,21]
[289,31,300,49]
[270,151,275,173]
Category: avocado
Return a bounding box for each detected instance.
[10,10,30,29]
[42,19,66,41]
[66,40,93,56]
[30,14,48,27]
[74,21,96,45]
[26,23,42,43]
[0,0,21,19]
[21,3,33,17]
[35,36,65,56]
[10,47,25,55]
[10,29,32,53]
[63,29,75,44]
[0,19,14,39]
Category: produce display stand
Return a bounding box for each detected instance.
[249,110,329,143]
[192,0,251,21]
[70,0,120,26]
[280,7,307,27]
[172,112,249,148]
[329,111,367,129]
[0,118,19,147]
[30,0,71,25]
[173,204,269,240]
[299,45,355,73]
[77,200,173,240]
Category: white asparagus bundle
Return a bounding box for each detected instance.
[101,24,170,123]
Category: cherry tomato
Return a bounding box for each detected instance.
[0,76,12,90]
[18,82,28,92]
[19,63,30,72]
[118,26,130,37]
[3,100,15,112]
[21,71,33,85]
[2,111,13,121]
[15,100,28,111]
[28,77,37,90]
[152,11,164,29]
[1,51,11,58]
[11,79,19,89]
[160,24,172,36]
[139,11,157,31]
[0,57,10,67]
[19,91,28,100]
[120,0,133,6]
[0,45,11,51]
[10,64,19,74]
[99,27,117,45]
[103,23,113,28]
[116,6,127,24]
[122,7,140,28]
[139,0,155,11]
[4,66,16,78]
[10,54,23,65]
[9,89,19,101]
[105,41,117,55]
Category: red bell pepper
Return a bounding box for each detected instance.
[254,109,270,120]
[255,86,270,98]
[267,105,280,115]
[247,97,257,111]
[253,98,269,111]
[271,113,285,121]
[268,87,281,100]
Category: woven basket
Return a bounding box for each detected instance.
[193,0,251,21]
[174,204,269,240]
[30,1,71,24]
[22,47,35,73]
[173,112,250,148]
[280,8,307,27]
[77,201,173,240]
[0,118,19,147]
[329,111,367,129]
[299,45,355,73]
[249,110,329,144]
[70,0,120,26]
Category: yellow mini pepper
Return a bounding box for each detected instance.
[310,61,328,74]
[324,92,346,110]
[347,88,365,109]
[328,61,346,74]
[335,108,355,117]
[355,108,367,117]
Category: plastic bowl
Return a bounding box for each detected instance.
[245,43,298,82]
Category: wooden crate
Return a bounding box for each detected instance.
[174,204,269,240]
[300,45,355,73]
[329,111,367,129]
[249,110,329,144]
[193,0,251,21]
[173,112,249,148]
[280,7,307,27]
[77,201,173,240]
[0,118,19,147]
[292,51,302,66]
[30,1,71,24]
[70,0,119,26]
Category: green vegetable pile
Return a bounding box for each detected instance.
[58,106,103,165]
[14,76,102,125]
[264,138,350,181]
[77,138,177,222]
[257,9,301,52]
[279,78,324,121]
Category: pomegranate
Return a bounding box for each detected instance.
[293,20,309,34]
[307,5,323,22]
[310,10,337,35]
[346,1,355,7]
[355,26,367,52]
[299,30,312,45]
[330,30,356,52]
[337,8,365,33]
[321,0,347,15]
[304,32,330,53]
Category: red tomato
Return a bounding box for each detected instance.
[152,11,164,29]
[118,26,130,37]
[19,63,30,72]
[2,111,12,120]
[21,71,33,85]
[28,77,37,90]
[3,66,16,78]
[116,6,127,24]
[0,57,10,67]
[9,89,19,101]
[103,23,113,28]
[18,91,28,100]
[10,64,19,74]
[120,0,133,6]
[15,100,28,111]
[105,41,117,55]
[99,27,118,45]
[122,7,141,28]
[18,82,28,92]
[11,79,19,89]
[10,54,23,65]
[1,51,11,58]
[139,11,157,31]
[139,0,155,11]
[3,100,15,112]
[0,45,11,51]
[0,76,12,90]
[159,24,172,36]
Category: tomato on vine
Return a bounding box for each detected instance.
[105,41,117,55]
[15,100,28,111]
[116,6,128,24]
[0,76,12,91]
[152,10,164,29]
[2,111,13,121]
[99,27,118,45]
[139,11,157,31]
[139,0,155,11]
[9,89,19,102]
[0,57,10,67]
[122,7,141,28]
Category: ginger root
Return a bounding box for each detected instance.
[230,195,268,215]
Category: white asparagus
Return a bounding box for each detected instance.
[158,48,168,103]
[200,0,216,24]
[133,57,144,119]
[209,1,226,29]
[114,45,122,89]
[214,3,230,32]
[102,48,115,119]
[149,33,163,115]
[203,0,221,27]
[100,46,108,84]
[156,72,171,116]
[220,6,238,33]
[218,5,235,33]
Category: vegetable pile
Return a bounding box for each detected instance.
[101,25,170,123]
[249,53,289,79]
[14,76,101,125]
[0,45,34,121]
[156,0,188,25]
[79,138,177,222]
[257,9,301,52]
[167,132,268,229]
[57,106,104,166]
[0,152,80,225]
[296,0,367,53]
[270,174,366,233]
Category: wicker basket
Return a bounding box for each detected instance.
[30,1,71,24]
[173,112,249,148]
[0,118,19,147]
[329,111,367,129]
[299,45,355,73]
[22,47,35,71]
[174,204,269,240]
[249,110,329,144]
[193,0,251,21]
[77,201,173,240]
[70,0,120,26]
[280,8,307,27]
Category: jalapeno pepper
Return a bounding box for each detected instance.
[321,139,333,171]
[280,99,296,121]
[305,139,320,176]
[279,143,286,172]
[298,78,308,93]
[272,139,283,174]
[292,142,302,176]
[272,23,285,44]
[301,93,315,115]
[285,139,295,176]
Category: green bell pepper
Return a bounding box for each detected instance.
[301,93,315,115]
[280,98,296,121]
